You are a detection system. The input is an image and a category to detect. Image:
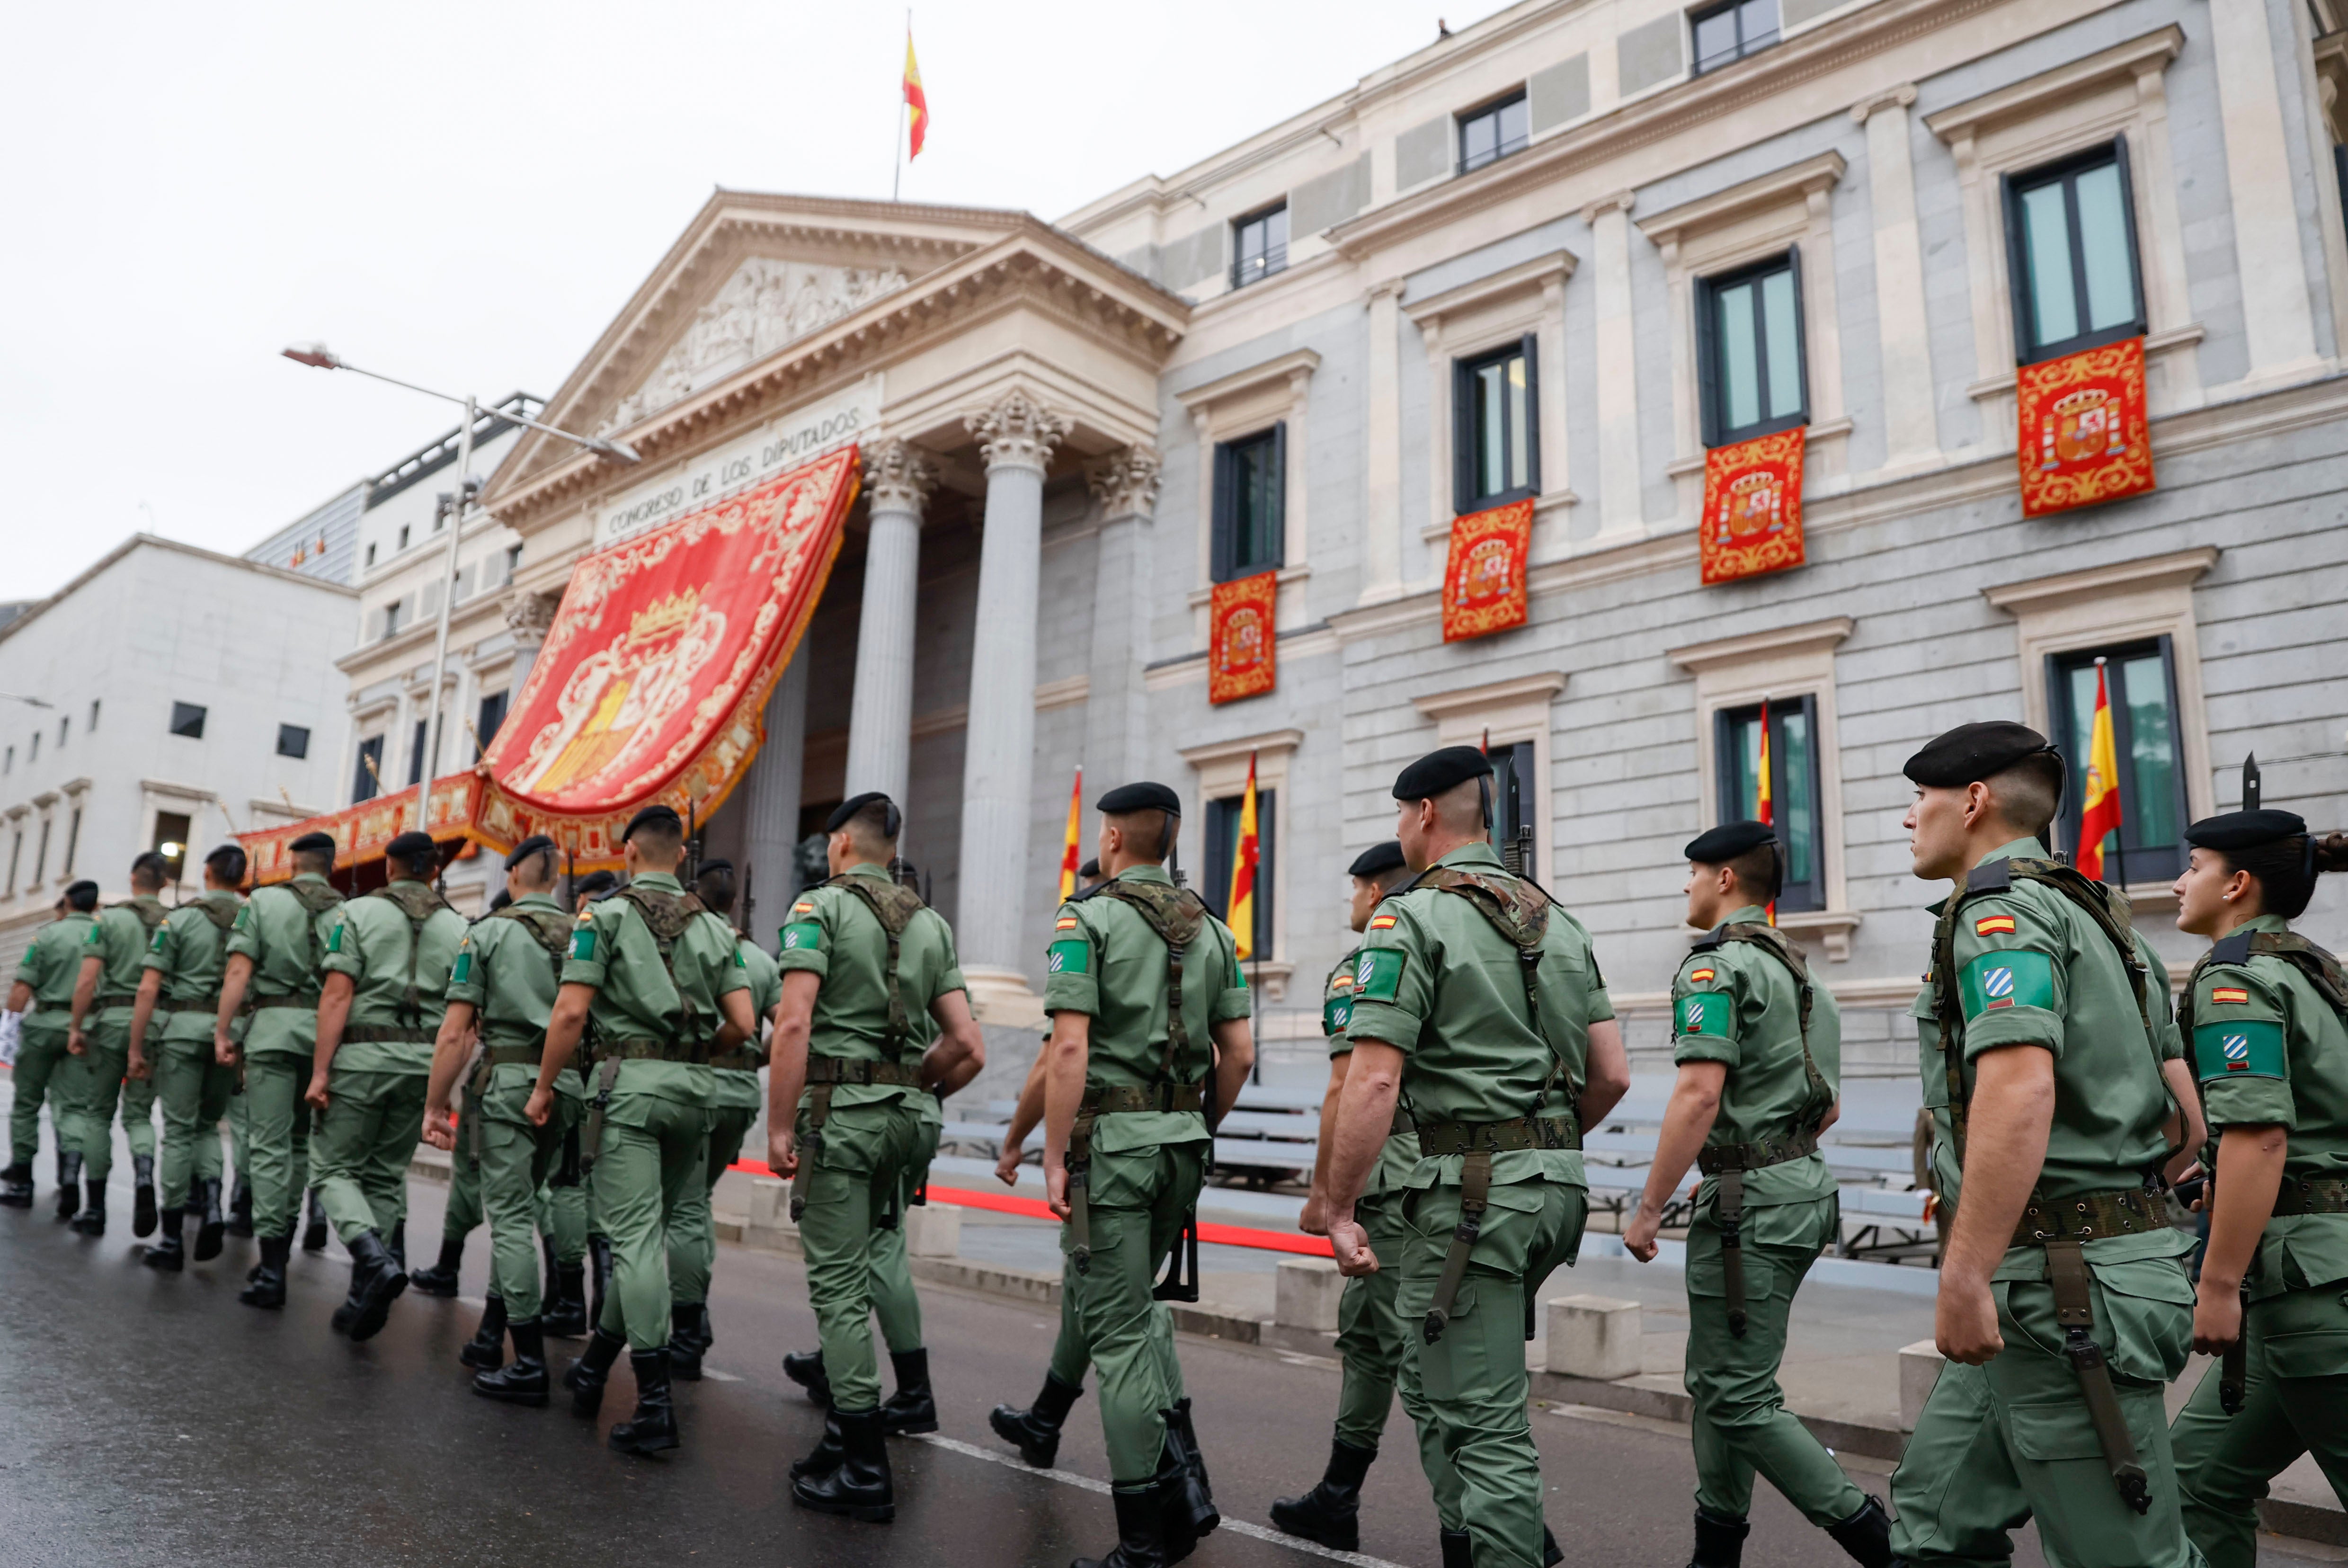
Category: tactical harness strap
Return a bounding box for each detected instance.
[581,887,710,1169]
[790,875,930,1224]
[369,881,457,1030]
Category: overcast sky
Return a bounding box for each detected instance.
[0,1,1507,600]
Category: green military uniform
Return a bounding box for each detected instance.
[775,864,963,1414]
[60,894,167,1188]
[667,931,780,1317]
[1890,837,2200,1568]
[1345,840,1608,1568]
[1670,908,1865,1530]
[1044,863,1248,1490]
[11,909,97,1197]
[2170,914,2348,1567]
[224,873,343,1239]
[142,890,247,1218]
[444,892,582,1319]
[312,882,466,1245]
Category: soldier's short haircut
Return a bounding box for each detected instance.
[1724,842,1784,903]
[392,846,439,879]
[205,844,249,885]
[1362,861,1413,896]
[1430,776,1487,837]
[694,863,738,914]
[129,850,171,889]
[627,818,685,860]
[509,842,558,889]
[64,880,101,912]
[1987,752,2064,841]
[290,844,335,875]
[840,797,899,851]
[1104,809,1175,863]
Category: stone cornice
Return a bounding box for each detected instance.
[1924,25,2184,144]
[1402,250,1578,327]
[1176,729,1307,766]
[1981,546,2219,614]
[1411,672,1568,721]
[1666,616,1856,674]
[1173,349,1321,414]
[1850,82,1918,124]
[1635,152,1847,249]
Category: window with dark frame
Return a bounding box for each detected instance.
[1211,425,1286,582]
[476,690,510,762]
[2049,640,2187,883]
[407,718,429,787]
[169,702,207,739]
[277,724,311,760]
[1693,0,1780,74]
[1714,695,1825,914]
[151,811,191,883]
[1233,204,1289,290]
[1203,788,1276,960]
[1698,250,1808,447]
[62,807,79,878]
[353,735,385,804]
[1486,740,1539,864]
[1459,91,1529,175]
[1454,336,1539,512]
[2003,140,2145,365]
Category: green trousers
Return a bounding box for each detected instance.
[2172,1281,2348,1568]
[311,1067,427,1244]
[799,1099,926,1411]
[1890,1261,2204,1568]
[228,1082,249,1188]
[538,1174,587,1265]
[469,1079,571,1319]
[441,1085,483,1241]
[1065,1140,1204,1482]
[154,1037,237,1210]
[871,1201,925,1354]
[240,1053,312,1240]
[668,1102,756,1307]
[9,1022,71,1167]
[1396,1175,1588,1568]
[118,1053,159,1159]
[1683,1193,1865,1525]
[1334,1188,1414,1449]
[57,1035,128,1181]
[590,1091,710,1352]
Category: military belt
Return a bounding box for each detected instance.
[1694,1128,1823,1339]
[708,1046,760,1073]
[1697,1129,1820,1176]
[95,992,140,1012]
[805,1057,924,1088]
[591,1037,706,1065]
[249,991,321,1012]
[1065,1080,1211,1276]
[2271,1176,2348,1217]
[1390,1107,1417,1139]
[161,997,225,1015]
[2010,1185,2168,1248]
[1086,1082,1204,1116]
[1415,1114,1581,1157]
[340,1024,436,1045]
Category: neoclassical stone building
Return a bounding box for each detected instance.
[475,0,2348,1070]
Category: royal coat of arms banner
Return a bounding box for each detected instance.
[1208,570,1279,705]
[2016,336,2153,518]
[241,774,486,885]
[1699,428,1806,586]
[1441,497,1533,642]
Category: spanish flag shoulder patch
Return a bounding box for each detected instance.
[1055,916,1080,931]
[1369,913,1398,930]
[792,901,816,917]
[2210,986,2250,1006]
[1330,973,1353,993]
[1689,966,1717,984]
[1974,915,2018,936]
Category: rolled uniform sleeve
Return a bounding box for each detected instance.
[774,893,829,980]
[1210,923,1251,1023]
[927,911,967,1001]
[1949,894,2067,1060]
[445,929,488,1009]
[2191,964,2294,1130]
[319,911,364,981]
[1672,950,1741,1069]
[224,899,263,964]
[1042,902,1099,1017]
[559,908,614,990]
[712,925,750,998]
[1343,903,1430,1052]
[142,919,177,976]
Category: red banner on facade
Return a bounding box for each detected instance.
[1441,497,1533,642]
[1699,428,1806,585]
[2017,336,2153,518]
[1208,570,1278,705]
[242,774,485,885]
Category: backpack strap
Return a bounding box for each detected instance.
[1094,879,1211,1084]
[1703,921,1833,1131]
[1417,866,1576,1118]
[370,881,455,1027]
[287,879,347,980]
[611,885,710,1049]
[826,875,930,1063]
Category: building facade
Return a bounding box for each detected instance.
[480,0,2348,1071]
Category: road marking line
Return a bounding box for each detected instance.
[908,1433,1410,1568]
[700,1369,744,1382]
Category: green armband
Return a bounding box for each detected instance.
[1957,950,2054,1018]
[1046,939,1090,976]
[1353,949,1404,1002]
[780,922,821,954]
[2195,1020,2286,1082]
[1677,991,1731,1040]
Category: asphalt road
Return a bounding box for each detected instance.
[0,1167,2293,1568]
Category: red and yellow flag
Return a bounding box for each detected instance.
[1756,697,1776,926]
[903,30,929,160]
[1056,766,1083,902]
[1228,753,1260,961]
[2078,658,2123,881]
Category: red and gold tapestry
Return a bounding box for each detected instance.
[1441,497,1533,642]
[2017,336,2153,518]
[1208,570,1278,705]
[241,774,486,885]
[1699,428,1806,585]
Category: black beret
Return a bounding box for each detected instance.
[504,834,556,869]
[1903,722,2061,789]
[1392,745,1493,802]
[1098,781,1182,816]
[696,857,734,876]
[622,804,682,842]
[385,830,437,860]
[65,880,100,901]
[2184,809,2307,851]
[574,870,619,899]
[1348,841,1407,879]
[826,792,900,835]
[1077,859,1101,879]
[204,842,247,865]
[289,831,337,855]
[1685,821,1778,863]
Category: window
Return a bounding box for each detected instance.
[5,829,18,896]
[365,542,378,569]
[31,817,49,886]
[62,807,79,877]
[1210,426,1286,581]
[383,598,406,639]
[57,716,67,748]
[397,525,410,552]
[1692,0,1780,75]
[3,745,10,774]
[89,700,98,733]
[1233,204,1288,290]
[1698,251,1807,446]
[475,690,509,762]
[352,735,385,803]
[1203,788,1276,959]
[1487,741,1539,867]
[28,732,37,762]
[506,543,524,576]
[2050,641,2186,882]
[1715,695,1825,913]
[277,724,311,760]
[151,811,191,883]
[2003,141,2144,364]
[1459,91,1529,175]
[407,718,429,786]
[169,702,207,739]
[1453,336,1540,511]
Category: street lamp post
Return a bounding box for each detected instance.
[282,346,639,811]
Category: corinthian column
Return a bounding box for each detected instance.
[501,592,559,698]
[955,388,1067,1015]
[1085,448,1161,793]
[844,439,935,808]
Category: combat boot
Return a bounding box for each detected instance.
[791,1409,847,1480]
[1439,1529,1471,1568]
[566,1327,625,1417]
[990,1371,1082,1468]
[1827,1495,1893,1568]
[473,1318,550,1406]
[386,1221,408,1271]
[1546,1524,1564,1565]
[224,1174,254,1238]
[69,1178,107,1236]
[132,1154,158,1238]
[53,1151,83,1221]
[192,1176,226,1262]
[880,1348,938,1435]
[1072,1479,1169,1568]
[668,1301,707,1381]
[1160,1405,1218,1547]
[783,1348,833,1406]
[342,1229,409,1342]
[142,1205,187,1271]
[545,1261,588,1337]
[1270,1436,1376,1551]
[300,1186,327,1250]
[609,1348,679,1457]
[461,1294,508,1370]
[1690,1508,1751,1568]
[790,1407,892,1521]
[0,1161,31,1208]
[409,1233,464,1297]
[239,1233,291,1309]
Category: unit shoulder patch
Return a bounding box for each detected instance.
[1974,914,2019,936]
[1368,912,1398,931]
[2195,1019,2286,1082]
[570,927,596,962]
[1353,948,1405,1002]
[1046,938,1090,976]
[452,950,472,985]
[1678,991,1733,1040]
[2209,986,2250,1007]
[1957,949,2055,1018]
[1687,965,1717,985]
[781,922,822,954]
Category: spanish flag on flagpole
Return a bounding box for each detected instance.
[1756,696,1776,926]
[2078,657,2123,882]
[1057,766,1083,902]
[1228,753,1260,961]
[903,26,928,160]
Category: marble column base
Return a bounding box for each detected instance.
[960,964,1046,1029]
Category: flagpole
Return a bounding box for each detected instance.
[892,10,909,202]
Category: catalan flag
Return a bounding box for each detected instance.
[1057,766,1083,902]
[1228,753,1260,961]
[903,28,929,160]
[2078,657,2122,882]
